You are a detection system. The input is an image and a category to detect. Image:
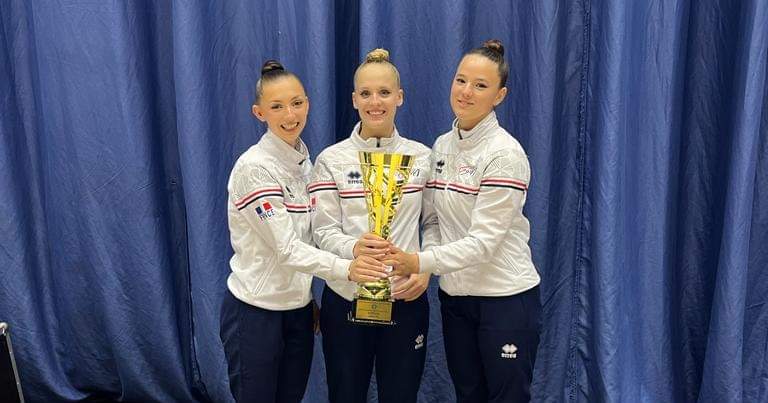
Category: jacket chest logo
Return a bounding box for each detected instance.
[458,165,476,177]
[435,160,445,174]
[346,170,363,185]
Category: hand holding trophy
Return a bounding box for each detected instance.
[349,151,413,326]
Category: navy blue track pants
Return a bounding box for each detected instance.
[439,286,541,403]
[320,287,429,403]
[219,291,314,403]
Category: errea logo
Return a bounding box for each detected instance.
[347,170,363,185]
[501,343,517,359]
[435,160,445,174]
[414,334,425,350]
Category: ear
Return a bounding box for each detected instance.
[351,91,359,110]
[493,87,508,106]
[252,104,266,122]
[397,89,404,107]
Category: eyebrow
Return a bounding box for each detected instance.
[457,74,490,83]
[268,95,304,103]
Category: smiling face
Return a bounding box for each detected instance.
[252,76,309,146]
[450,54,507,130]
[352,63,403,139]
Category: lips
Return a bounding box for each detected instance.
[281,122,301,131]
[455,99,473,108]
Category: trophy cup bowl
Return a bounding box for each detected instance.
[349,151,414,326]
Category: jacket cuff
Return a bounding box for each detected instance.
[331,257,351,282]
[342,239,357,260]
[417,250,438,274]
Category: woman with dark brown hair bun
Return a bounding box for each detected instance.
[219,60,387,403]
[388,39,542,402]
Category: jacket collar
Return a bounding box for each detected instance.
[260,130,309,174]
[349,122,401,150]
[452,111,499,149]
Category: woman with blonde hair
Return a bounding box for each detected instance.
[309,49,433,403]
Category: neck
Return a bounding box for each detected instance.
[359,124,394,140]
[275,133,300,149]
[457,115,487,131]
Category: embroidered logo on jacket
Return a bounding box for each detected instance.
[435,160,445,174]
[255,201,276,221]
[347,170,363,185]
[458,165,476,176]
[501,343,518,359]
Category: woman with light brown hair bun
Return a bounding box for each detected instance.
[309,48,433,403]
[387,39,542,402]
[219,59,387,403]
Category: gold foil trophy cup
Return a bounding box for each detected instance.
[349,151,414,326]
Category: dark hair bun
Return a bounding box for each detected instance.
[482,39,505,57]
[261,60,285,76]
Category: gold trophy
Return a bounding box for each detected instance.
[349,151,414,326]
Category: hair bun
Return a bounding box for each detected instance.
[482,39,505,57]
[261,60,285,76]
[364,48,390,63]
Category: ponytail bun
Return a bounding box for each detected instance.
[354,47,401,88]
[364,48,390,63]
[254,59,298,104]
[465,39,509,88]
[482,39,505,57]
[261,60,285,76]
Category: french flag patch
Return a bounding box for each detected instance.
[255,201,276,220]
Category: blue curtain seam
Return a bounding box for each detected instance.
[567,0,593,402]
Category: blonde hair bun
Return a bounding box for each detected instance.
[365,48,390,63]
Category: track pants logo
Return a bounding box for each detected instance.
[501,343,517,359]
[414,334,425,350]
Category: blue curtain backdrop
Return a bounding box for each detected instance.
[1,1,766,402]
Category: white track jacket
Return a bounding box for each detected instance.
[226,131,350,310]
[418,112,541,296]
[309,124,432,301]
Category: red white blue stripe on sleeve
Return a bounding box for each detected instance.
[480,178,528,191]
[427,179,527,194]
[426,180,479,195]
[235,187,284,210]
[284,202,313,213]
[403,184,424,194]
[307,181,338,194]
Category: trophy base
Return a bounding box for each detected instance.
[348,298,395,326]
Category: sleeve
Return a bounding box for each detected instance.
[420,152,441,251]
[418,150,530,275]
[230,163,350,282]
[309,156,358,259]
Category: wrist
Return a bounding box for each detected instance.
[410,253,420,273]
[352,241,360,258]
